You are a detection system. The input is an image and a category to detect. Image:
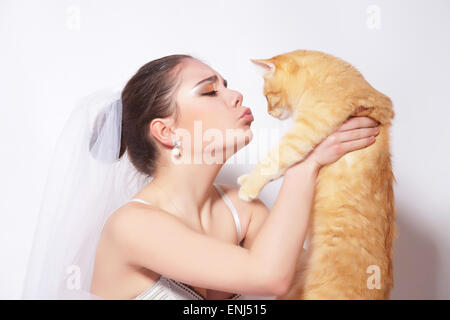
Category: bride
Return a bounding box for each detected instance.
[22,54,380,300]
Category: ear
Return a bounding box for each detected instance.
[250,58,275,76]
[149,118,175,148]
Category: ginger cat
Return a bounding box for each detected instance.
[237,49,396,299]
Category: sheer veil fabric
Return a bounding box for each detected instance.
[22,88,151,299]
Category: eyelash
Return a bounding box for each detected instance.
[202,90,218,96]
[200,80,227,97]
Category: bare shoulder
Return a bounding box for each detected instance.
[91,203,168,297]
[102,202,171,248]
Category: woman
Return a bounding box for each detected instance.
[88,54,380,300]
[23,54,379,300]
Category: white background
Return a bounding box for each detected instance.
[1,0,449,299]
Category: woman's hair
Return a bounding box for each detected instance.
[119,54,193,178]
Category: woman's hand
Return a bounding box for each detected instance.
[305,116,380,170]
[287,116,380,175]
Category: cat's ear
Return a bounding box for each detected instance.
[250,59,275,76]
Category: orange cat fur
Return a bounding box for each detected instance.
[237,49,396,299]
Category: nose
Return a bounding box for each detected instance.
[231,91,243,108]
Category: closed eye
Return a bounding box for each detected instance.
[201,90,218,96]
[199,76,227,96]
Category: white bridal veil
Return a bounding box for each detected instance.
[22,88,151,299]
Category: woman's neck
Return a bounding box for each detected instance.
[140,161,224,223]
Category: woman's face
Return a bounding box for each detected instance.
[173,58,254,163]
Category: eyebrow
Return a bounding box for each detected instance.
[193,74,227,89]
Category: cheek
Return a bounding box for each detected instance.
[204,120,236,141]
[181,101,236,138]
[181,104,215,128]
[201,108,234,130]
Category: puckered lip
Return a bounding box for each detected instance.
[239,107,253,119]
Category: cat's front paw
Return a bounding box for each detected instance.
[238,186,259,202]
[237,173,250,186]
[237,174,259,202]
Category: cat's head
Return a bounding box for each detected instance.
[250,56,295,120]
[251,50,344,120]
[252,50,394,124]
[251,51,315,120]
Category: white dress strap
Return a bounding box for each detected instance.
[129,198,151,205]
[213,183,243,243]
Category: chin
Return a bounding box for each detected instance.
[238,129,253,147]
[279,112,291,120]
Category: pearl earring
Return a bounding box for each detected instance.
[171,140,182,158]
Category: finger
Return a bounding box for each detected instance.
[335,126,379,142]
[339,135,376,153]
[338,116,380,132]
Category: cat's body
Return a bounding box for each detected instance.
[238,50,396,299]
